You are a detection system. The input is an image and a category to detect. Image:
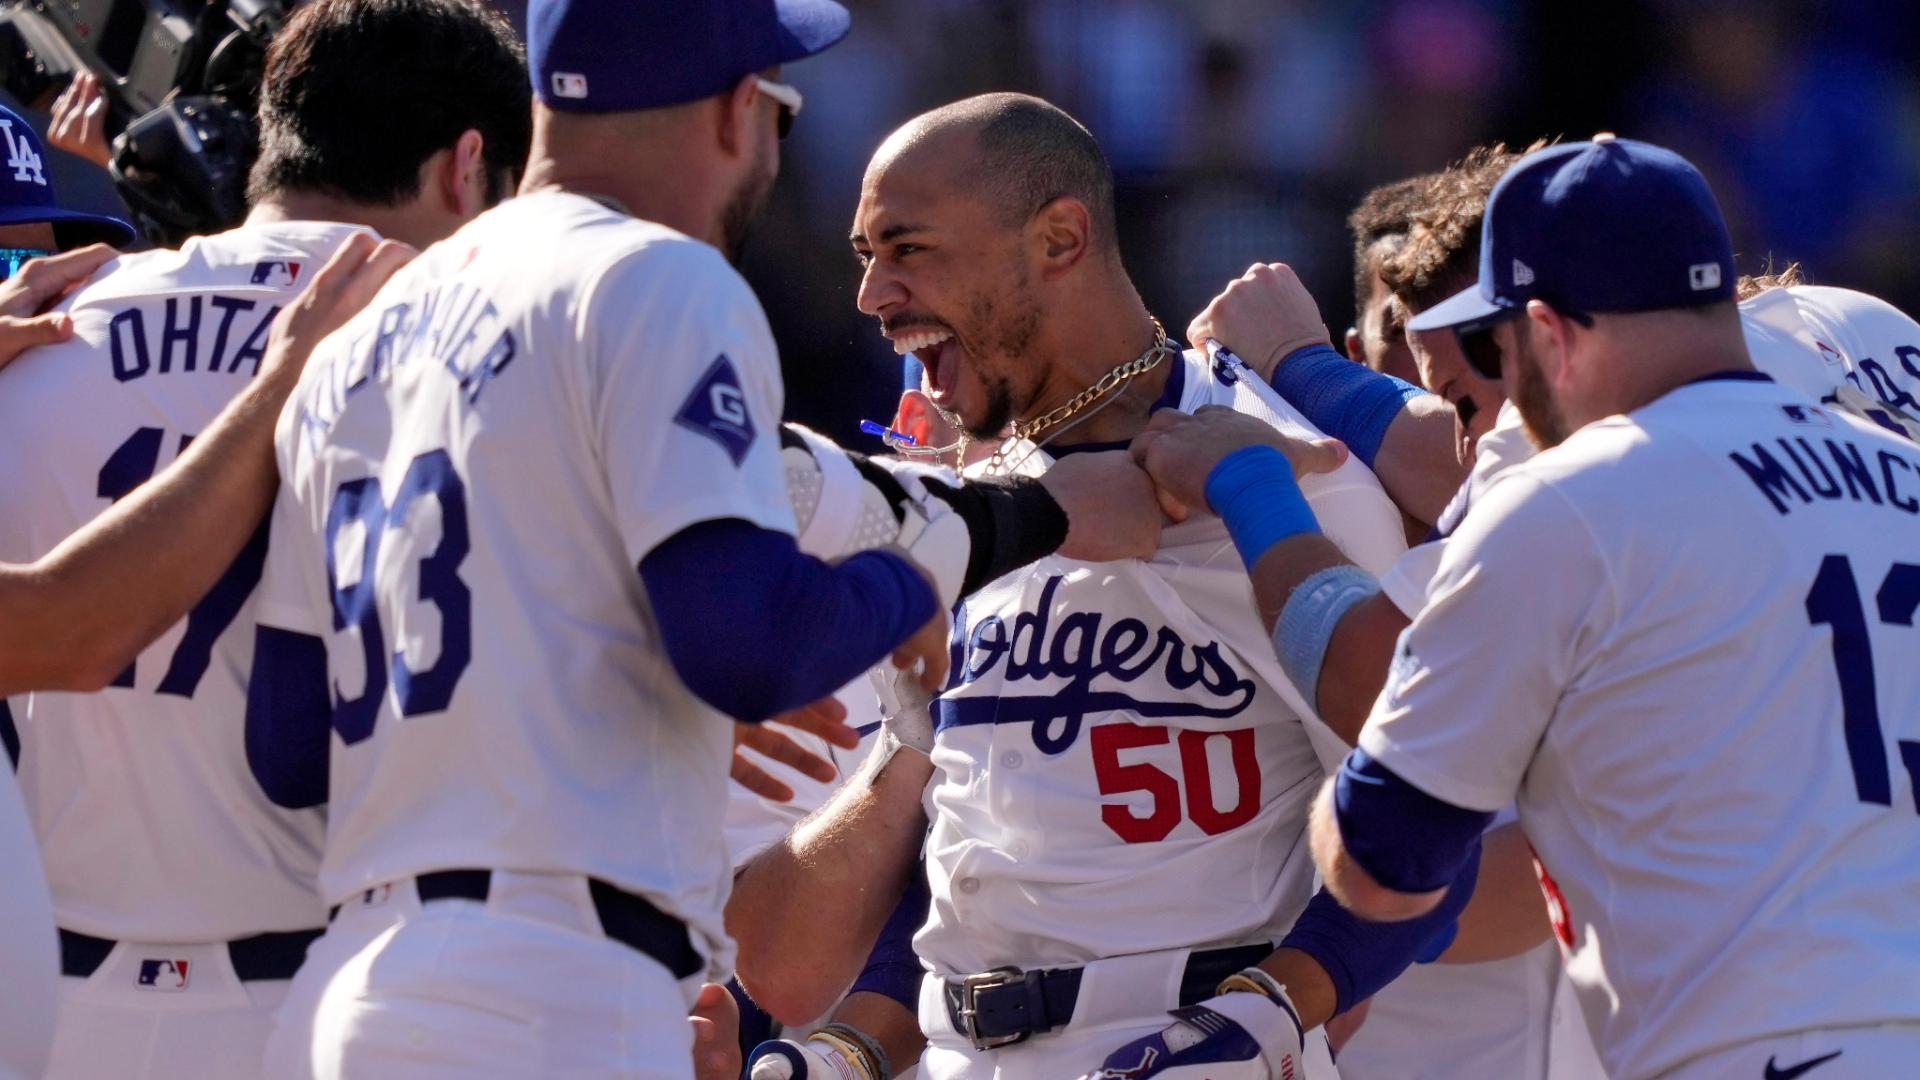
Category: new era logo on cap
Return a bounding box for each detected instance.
[552,72,589,99]
[136,958,190,991]
[1689,262,1722,291]
[1512,259,1535,287]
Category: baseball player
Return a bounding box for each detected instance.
[0,233,408,1079]
[1168,137,1920,1080]
[731,92,1495,1080]
[245,2,978,1074]
[1183,140,1920,1080]
[0,3,530,1075]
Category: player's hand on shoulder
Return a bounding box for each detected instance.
[1078,976,1307,1080]
[690,982,744,1080]
[1131,406,1347,517]
[260,233,416,381]
[1042,448,1167,558]
[1187,262,1330,383]
[0,243,117,370]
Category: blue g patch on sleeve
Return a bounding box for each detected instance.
[674,354,756,466]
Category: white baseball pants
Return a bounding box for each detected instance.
[266,873,703,1078]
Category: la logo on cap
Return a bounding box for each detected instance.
[0,118,45,186]
[552,72,589,100]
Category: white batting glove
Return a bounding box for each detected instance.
[1077,972,1305,1080]
[747,1036,873,1080]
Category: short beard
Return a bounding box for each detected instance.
[968,372,1017,439]
[1510,332,1568,449]
[718,141,775,265]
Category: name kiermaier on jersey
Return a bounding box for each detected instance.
[294,279,518,451]
[936,574,1258,754]
[1730,416,1920,516]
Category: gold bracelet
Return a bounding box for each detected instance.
[1217,967,1288,1005]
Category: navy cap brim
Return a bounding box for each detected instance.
[1406,283,1511,334]
[0,204,138,249]
[772,0,851,63]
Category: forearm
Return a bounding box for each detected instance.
[729,741,934,1024]
[1439,821,1553,964]
[1276,842,1480,1023]
[1371,394,1472,526]
[0,363,295,695]
[1220,464,1405,742]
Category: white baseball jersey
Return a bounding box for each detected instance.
[1359,374,1920,1079]
[0,767,56,1079]
[0,222,361,941]
[1743,283,1920,439]
[917,348,1406,977]
[255,191,792,975]
[723,425,900,870]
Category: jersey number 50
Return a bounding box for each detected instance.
[325,449,471,744]
[1806,553,1920,810]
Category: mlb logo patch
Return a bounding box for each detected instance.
[1689,262,1722,291]
[1782,404,1831,427]
[251,260,302,286]
[552,72,589,99]
[136,958,190,991]
[674,355,756,466]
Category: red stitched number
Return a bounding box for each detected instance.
[1091,723,1261,843]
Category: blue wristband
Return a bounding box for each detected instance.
[1274,564,1381,712]
[1204,445,1321,569]
[1267,343,1426,468]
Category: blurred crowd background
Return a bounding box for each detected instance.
[10,0,1920,445]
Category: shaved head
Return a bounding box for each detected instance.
[869,92,1118,254]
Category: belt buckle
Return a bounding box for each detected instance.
[958,965,1030,1051]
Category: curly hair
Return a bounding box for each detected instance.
[1346,175,1430,313]
[1736,261,1805,301]
[1380,139,1553,314]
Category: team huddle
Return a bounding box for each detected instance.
[0,0,1913,1078]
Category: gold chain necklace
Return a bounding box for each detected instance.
[985,316,1174,473]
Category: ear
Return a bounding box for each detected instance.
[440,129,488,219]
[1344,327,1363,363]
[894,388,934,446]
[715,73,762,161]
[1524,300,1582,384]
[1029,195,1093,279]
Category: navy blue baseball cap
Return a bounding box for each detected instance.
[1407,135,1735,335]
[530,0,851,114]
[0,104,135,248]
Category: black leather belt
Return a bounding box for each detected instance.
[414,869,702,979]
[943,942,1272,1051]
[58,926,324,982]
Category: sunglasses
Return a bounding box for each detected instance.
[753,77,803,140]
[1453,307,1593,380]
[0,247,53,283]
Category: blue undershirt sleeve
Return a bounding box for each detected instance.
[245,625,333,809]
[1279,839,1480,1016]
[1334,746,1495,893]
[1264,343,1428,467]
[639,519,938,723]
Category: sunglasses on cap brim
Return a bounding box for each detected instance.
[753,77,803,140]
[1452,304,1593,381]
